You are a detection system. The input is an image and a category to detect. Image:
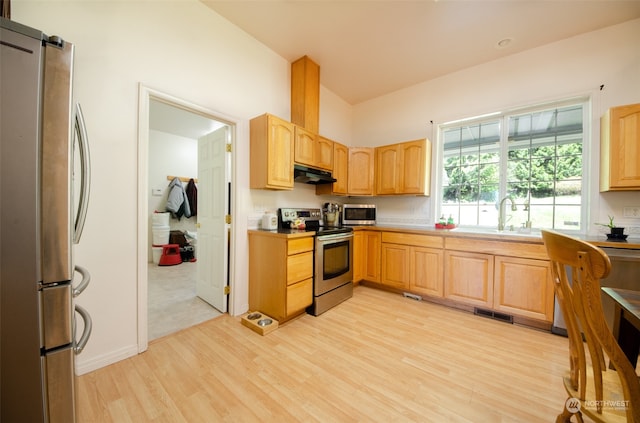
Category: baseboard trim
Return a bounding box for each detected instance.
[75,345,138,375]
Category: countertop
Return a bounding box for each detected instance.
[248,228,315,239]
[248,225,640,249]
[355,224,640,250]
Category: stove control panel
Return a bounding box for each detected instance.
[278,208,322,223]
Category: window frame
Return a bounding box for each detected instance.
[435,97,591,233]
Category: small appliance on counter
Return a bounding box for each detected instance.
[342,204,376,225]
[261,212,278,230]
[322,202,341,227]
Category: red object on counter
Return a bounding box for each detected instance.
[435,223,456,230]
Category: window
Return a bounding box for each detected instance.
[440,100,587,231]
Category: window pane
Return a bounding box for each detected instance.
[440,101,584,230]
[459,205,479,226]
[554,205,582,230]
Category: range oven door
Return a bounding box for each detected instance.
[314,232,353,295]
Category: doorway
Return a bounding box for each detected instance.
[137,86,235,351]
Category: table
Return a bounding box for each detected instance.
[601,287,640,369]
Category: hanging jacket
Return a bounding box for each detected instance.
[186,178,197,217]
[166,177,191,219]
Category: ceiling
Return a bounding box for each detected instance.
[202,0,640,105]
[149,99,225,139]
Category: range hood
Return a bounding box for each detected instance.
[294,164,336,185]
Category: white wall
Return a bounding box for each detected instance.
[148,129,198,257]
[351,18,640,232]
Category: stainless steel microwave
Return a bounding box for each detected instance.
[342,204,376,225]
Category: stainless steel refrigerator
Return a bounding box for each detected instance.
[1,17,92,422]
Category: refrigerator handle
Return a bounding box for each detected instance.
[73,103,91,244]
[74,304,92,354]
[73,265,91,297]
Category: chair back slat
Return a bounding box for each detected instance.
[542,230,640,422]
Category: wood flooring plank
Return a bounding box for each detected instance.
[77,286,573,422]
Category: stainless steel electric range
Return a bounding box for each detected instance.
[278,208,353,315]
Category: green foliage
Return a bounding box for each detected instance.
[443,142,582,202]
[595,215,616,229]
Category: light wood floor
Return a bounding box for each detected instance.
[78,285,573,422]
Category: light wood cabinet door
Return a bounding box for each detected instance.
[363,231,381,282]
[332,142,348,194]
[375,145,400,195]
[493,256,554,322]
[291,56,320,134]
[316,136,334,170]
[348,147,375,196]
[400,139,430,195]
[250,114,294,190]
[294,126,317,167]
[316,141,348,195]
[444,250,493,308]
[353,231,365,283]
[600,103,640,191]
[410,247,444,297]
[381,243,410,290]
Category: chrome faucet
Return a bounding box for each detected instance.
[498,196,517,231]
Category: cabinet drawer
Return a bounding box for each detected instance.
[287,278,312,315]
[382,232,443,248]
[288,237,314,255]
[287,251,313,284]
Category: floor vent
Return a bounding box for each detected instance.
[403,292,422,301]
[474,308,514,324]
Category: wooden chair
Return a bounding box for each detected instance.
[541,230,640,422]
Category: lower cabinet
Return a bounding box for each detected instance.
[353,231,364,283]
[373,231,553,325]
[380,232,444,296]
[410,247,444,298]
[248,232,314,322]
[443,244,554,323]
[351,230,382,284]
[357,230,381,283]
[381,242,410,289]
[493,256,554,322]
[444,250,494,308]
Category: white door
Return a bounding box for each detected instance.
[196,126,229,312]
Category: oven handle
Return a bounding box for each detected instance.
[316,232,353,242]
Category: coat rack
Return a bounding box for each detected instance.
[167,175,197,183]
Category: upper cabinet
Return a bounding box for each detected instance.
[294,126,333,171]
[348,147,375,196]
[316,141,348,195]
[250,114,295,190]
[375,139,432,196]
[291,56,320,134]
[293,126,316,167]
[316,136,334,170]
[600,103,640,191]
